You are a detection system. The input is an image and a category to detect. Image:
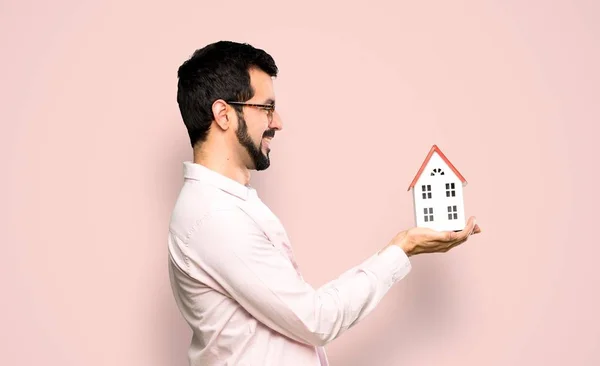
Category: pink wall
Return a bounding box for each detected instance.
[1,1,598,365]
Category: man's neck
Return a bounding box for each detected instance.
[193,146,251,187]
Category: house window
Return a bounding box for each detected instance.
[430,168,445,176]
[421,184,432,199]
[423,207,434,222]
[445,182,456,197]
[448,205,458,220]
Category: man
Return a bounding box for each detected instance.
[168,41,481,366]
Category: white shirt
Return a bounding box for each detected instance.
[168,161,412,365]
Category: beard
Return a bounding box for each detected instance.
[235,114,274,171]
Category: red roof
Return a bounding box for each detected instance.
[407,145,467,191]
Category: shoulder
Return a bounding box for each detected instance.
[169,181,247,241]
[189,205,265,244]
[169,200,268,261]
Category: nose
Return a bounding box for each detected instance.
[270,111,283,131]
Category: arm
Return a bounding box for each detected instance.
[184,207,412,347]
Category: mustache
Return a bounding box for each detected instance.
[263,129,276,138]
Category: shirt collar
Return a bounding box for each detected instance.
[183,161,254,200]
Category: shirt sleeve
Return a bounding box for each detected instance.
[183,206,412,347]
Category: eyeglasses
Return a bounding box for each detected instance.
[227,101,275,122]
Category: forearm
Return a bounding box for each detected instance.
[304,244,412,345]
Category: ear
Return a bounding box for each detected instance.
[212,99,231,131]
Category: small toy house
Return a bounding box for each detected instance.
[407,145,467,232]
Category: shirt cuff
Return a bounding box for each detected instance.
[363,245,412,290]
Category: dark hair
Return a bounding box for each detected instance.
[176,41,279,148]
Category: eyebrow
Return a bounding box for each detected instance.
[262,98,275,106]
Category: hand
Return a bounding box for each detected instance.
[387,216,481,257]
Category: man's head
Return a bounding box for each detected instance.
[176,41,282,171]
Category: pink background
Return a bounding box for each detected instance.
[1,0,598,365]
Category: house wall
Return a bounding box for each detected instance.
[412,152,466,231]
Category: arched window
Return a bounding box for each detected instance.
[430,168,445,176]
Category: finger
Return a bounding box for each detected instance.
[441,227,467,243]
[430,229,458,242]
[456,217,475,241]
[441,221,478,252]
[468,223,481,236]
[443,237,468,252]
[433,217,477,243]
